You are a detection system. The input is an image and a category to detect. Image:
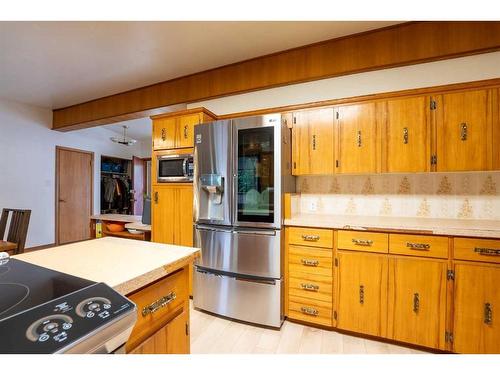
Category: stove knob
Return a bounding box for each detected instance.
[43,322,58,332]
[88,303,100,311]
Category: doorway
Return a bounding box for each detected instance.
[55,146,94,245]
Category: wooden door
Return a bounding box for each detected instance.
[176,113,201,148]
[152,185,176,244]
[337,102,379,173]
[436,89,492,171]
[336,251,388,337]
[388,256,447,349]
[153,118,177,150]
[453,262,500,354]
[56,147,93,245]
[383,96,431,172]
[291,108,334,175]
[130,310,189,354]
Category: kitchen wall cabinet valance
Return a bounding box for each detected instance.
[152,108,215,150]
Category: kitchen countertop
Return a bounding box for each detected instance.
[91,214,151,232]
[285,214,500,239]
[14,237,199,295]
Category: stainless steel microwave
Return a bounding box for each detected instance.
[156,153,194,183]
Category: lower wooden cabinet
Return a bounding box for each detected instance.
[336,251,388,337]
[387,256,447,349]
[453,262,500,354]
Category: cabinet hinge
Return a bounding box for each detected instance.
[431,155,437,165]
[335,258,339,267]
[445,331,454,343]
[333,311,337,320]
[293,162,297,170]
[293,116,297,125]
[335,111,339,120]
[447,270,455,281]
[335,160,340,168]
[185,323,189,336]
[430,100,437,110]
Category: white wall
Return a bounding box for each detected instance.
[0,98,149,248]
[188,51,500,115]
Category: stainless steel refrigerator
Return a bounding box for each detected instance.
[192,114,294,327]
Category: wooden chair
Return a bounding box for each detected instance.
[0,209,31,255]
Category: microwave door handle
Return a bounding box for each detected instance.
[182,158,188,177]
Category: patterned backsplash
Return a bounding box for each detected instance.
[295,172,500,220]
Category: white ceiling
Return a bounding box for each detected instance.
[104,117,153,142]
[0,21,400,109]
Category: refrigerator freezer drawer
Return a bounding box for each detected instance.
[195,226,281,279]
[193,268,282,328]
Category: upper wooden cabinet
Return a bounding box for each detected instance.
[152,108,216,150]
[435,89,494,172]
[336,102,380,174]
[291,108,335,175]
[382,96,431,173]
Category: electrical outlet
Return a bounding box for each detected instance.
[309,200,318,212]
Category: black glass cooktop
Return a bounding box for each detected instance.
[0,258,95,321]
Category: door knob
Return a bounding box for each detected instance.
[59,199,66,203]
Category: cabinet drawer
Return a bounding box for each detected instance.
[288,227,333,248]
[288,272,333,303]
[289,245,333,277]
[337,230,388,253]
[288,296,333,327]
[389,234,449,259]
[126,267,188,352]
[454,238,500,264]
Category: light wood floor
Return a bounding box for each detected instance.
[190,306,427,354]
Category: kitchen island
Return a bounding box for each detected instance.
[15,236,199,354]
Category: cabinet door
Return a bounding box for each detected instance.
[384,96,431,172]
[176,185,194,247]
[153,118,177,150]
[338,102,379,173]
[436,89,492,171]
[130,310,189,354]
[176,113,201,148]
[152,185,176,244]
[388,257,447,349]
[292,108,334,175]
[336,251,388,337]
[453,262,500,354]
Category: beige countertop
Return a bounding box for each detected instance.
[14,237,199,295]
[285,214,500,239]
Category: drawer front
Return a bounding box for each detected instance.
[389,234,449,259]
[288,227,333,248]
[288,272,332,303]
[289,245,333,277]
[338,230,389,253]
[454,238,500,264]
[288,296,332,327]
[126,268,188,352]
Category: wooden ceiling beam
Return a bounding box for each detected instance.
[53,21,500,131]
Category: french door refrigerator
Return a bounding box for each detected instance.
[193,114,294,327]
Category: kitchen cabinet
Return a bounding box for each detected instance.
[336,250,388,337]
[337,102,380,174]
[435,89,493,171]
[291,108,335,175]
[382,96,431,173]
[387,256,447,350]
[152,108,215,150]
[453,262,500,354]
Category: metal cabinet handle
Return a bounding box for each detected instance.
[484,303,493,325]
[359,285,364,304]
[161,128,166,141]
[406,242,431,250]
[300,283,319,291]
[474,247,500,256]
[300,306,319,316]
[312,134,317,150]
[301,259,319,267]
[154,191,159,204]
[413,293,420,313]
[302,234,320,242]
[403,127,409,144]
[460,122,468,141]
[352,238,373,246]
[184,125,188,139]
[356,130,362,147]
[142,292,176,317]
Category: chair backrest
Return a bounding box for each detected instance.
[0,209,31,254]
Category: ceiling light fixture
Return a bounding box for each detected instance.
[110,125,137,146]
